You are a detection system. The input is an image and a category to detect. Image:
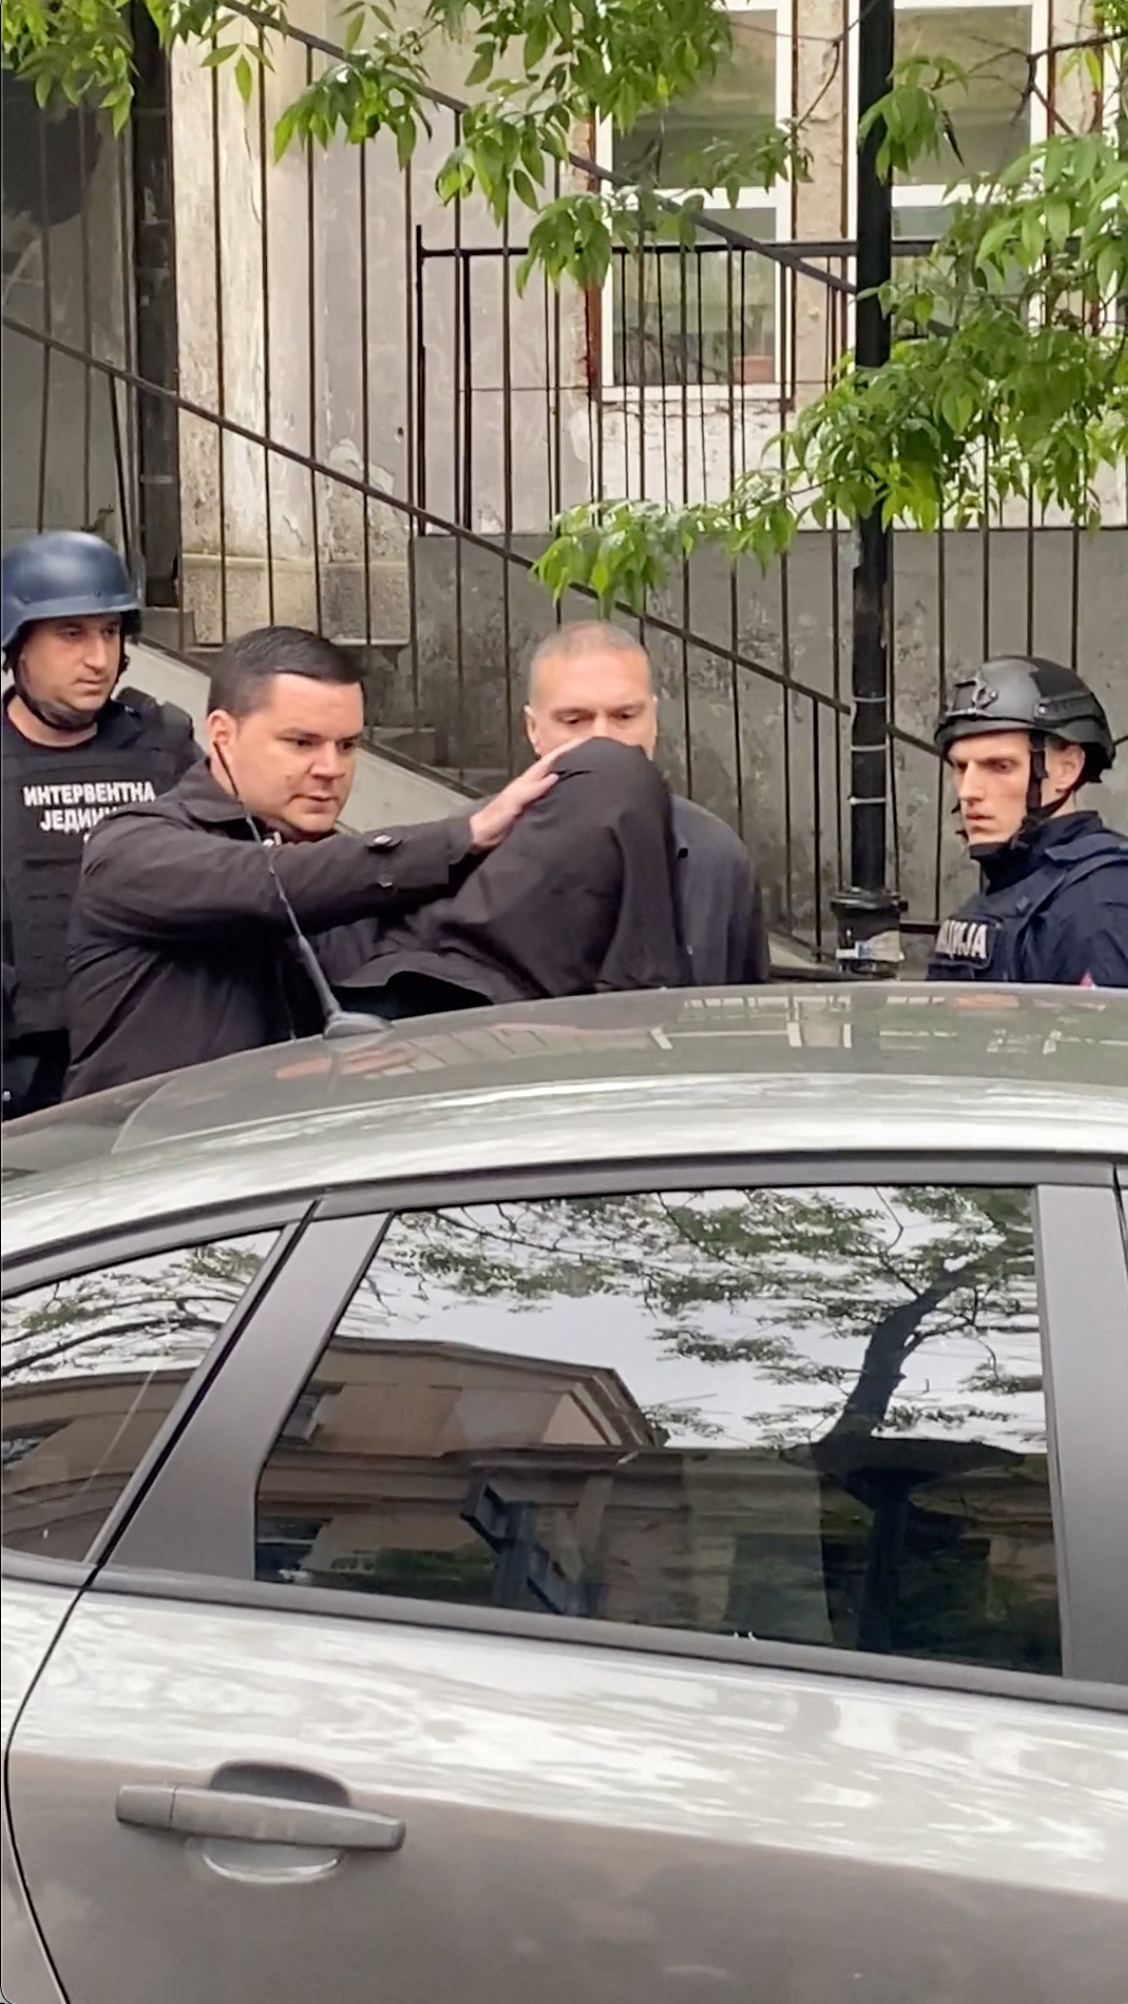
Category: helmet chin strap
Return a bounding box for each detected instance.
[957,732,1078,860]
[1016,732,1077,842]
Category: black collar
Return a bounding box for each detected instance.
[974,810,1105,888]
[176,759,266,832]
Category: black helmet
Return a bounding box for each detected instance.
[935,656,1115,778]
[2,530,141,655]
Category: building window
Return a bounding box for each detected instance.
[888,2,1046,252]
[256,1185,1061,1677]
[599,2,792,392]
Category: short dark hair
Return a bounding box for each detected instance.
[207,625,363,718]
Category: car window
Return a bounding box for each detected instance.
[3,1232,279,1561]
[255,1186,1060,1676]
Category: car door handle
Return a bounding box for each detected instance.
[116,1783,406,1852]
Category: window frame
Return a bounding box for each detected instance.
[594,0,795,403]
[848,0,1051,300]
[40,1150,1125,1703]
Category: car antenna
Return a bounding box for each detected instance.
[212,746,386,1040]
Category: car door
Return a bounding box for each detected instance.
[6,1167,1128,2004]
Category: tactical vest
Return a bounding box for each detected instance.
[928,825,1128,984]
[2,691,196,1039]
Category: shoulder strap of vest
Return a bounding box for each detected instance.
[117,685,196,747]
[1019,832,1128,923]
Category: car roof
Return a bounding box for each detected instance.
[4,984,1127,1262]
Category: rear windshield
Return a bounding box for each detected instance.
[1,1076,171,1190]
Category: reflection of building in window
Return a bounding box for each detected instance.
[251,1335,1059,1675]
[1,1231,277,1559]
[4,1320,1059,1669]
[2,1425,64,1471]
[2,1369,189,1559]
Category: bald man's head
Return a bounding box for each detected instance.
[525,622,658,759]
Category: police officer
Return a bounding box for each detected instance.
[2,530,199,1117]
[929,655,1128,987]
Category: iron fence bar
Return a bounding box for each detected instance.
[209,56,229,638]
[9,311,962,761]
[931,514,949,924]
[118,99,142,593]
[414,222,427,517]
[257,49,277,626]
[226,0,856,291]
[500,210,516,770]
[415,238,944,262]
[304,44,323,635]
[404,150,423,745]
[35,110,52,533]
[452,109,467,776]
[78,107,93,531]
[1069,525,1082,669]
[359,137,373,654]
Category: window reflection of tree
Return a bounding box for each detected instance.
[331,1189,1055,1670]
[2,1237,275,1556]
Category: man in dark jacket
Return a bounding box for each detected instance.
[928,656,1128,987]
[520,621,769,984]
[324,734,692,1018]
[2,530,199,1118]
[63,626,566,1098]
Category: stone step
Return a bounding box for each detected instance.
[365,723,442,768]
[333,637,409,669]
[434,764,509,798]
[143,606,198,652]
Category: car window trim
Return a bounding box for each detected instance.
[312,1153,1113,1219]
[75,1561,1128,1717]
[1,1195,315,1297]
[1035,1183,1128,1684]
[105,1211,388,1580]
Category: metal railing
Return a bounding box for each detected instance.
[2,27,1123,962]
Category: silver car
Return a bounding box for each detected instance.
[3,984,1128,2004]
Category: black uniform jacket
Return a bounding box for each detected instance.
[64,761,474,1097]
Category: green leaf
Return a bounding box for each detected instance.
[273,104,299,160]
[523,16,549,69]
[395,114,417,170]
[234,51,253,104]
[465,47,493,87]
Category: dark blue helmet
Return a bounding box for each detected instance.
[2,531,141,655]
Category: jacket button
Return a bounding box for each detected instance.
[370,832,401,851]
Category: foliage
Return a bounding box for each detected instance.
[340,1185,1042,1451]
[3,0,1126,609]
[1,1238,270,1382]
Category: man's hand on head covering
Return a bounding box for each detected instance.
[467,741,583,852]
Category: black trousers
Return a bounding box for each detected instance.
[2,1029,69,1120]
[330,737,692,1017]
